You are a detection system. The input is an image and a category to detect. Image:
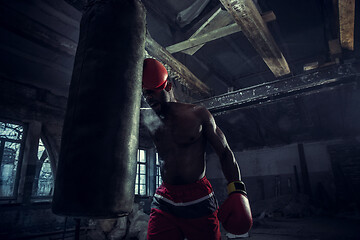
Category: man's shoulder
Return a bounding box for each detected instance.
[170,102,208,112]
[169,102,211,119]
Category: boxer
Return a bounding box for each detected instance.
[142,58,252,240]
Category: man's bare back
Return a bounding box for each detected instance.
[151,102,207,185]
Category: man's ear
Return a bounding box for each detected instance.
[165,82,172,92]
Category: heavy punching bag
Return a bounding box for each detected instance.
[52,0,146,218]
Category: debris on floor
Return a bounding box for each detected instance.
[87,203,149,240]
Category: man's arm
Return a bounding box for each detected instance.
[198,106,253,235]
[198,106,240,183]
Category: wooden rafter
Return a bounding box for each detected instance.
[1,2,211,97]
[166,11,276,54]
[339,0,355,50]
[145,32,211,97]
[219,0,290,77]
[182,7,233,55]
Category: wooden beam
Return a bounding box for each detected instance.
[182,7,233,55]
[0,44,72,75]
[194,63,359,114]
[167,24,241,54]
[339,0,355,50]
[61,0,210,96]
[2,1,210,97]
[166,11,276,54]
[145,32,211,97]
[0,4,77,56]
[219,0,290,77]
[184,7,276,56]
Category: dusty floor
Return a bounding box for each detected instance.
[222,216,360,240]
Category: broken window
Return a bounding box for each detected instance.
[135,149,147,196]
[32,138,54,198]
[0,121,24,198]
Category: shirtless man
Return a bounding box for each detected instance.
[142,58,252,240]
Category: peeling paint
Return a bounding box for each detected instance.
[194,64,359,113]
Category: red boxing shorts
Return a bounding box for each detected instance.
[147,176,221,240]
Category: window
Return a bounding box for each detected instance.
[32,138,54,198]
[0,121,24,198]
[0,120,55,202]
[135,149,147,195]
[155,153,162,189]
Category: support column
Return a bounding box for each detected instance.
[18,121,41,203]
[297,143,312,198]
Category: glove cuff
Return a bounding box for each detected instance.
[227,180,247,196]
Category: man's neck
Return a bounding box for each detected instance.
[157,102,171,119]
[158,101,180,119]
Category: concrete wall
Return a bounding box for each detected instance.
[206,139,354,209]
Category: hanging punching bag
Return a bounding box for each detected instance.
[52,0,146,218]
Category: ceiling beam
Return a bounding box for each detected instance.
[145,32,211,97]
[0,4,77,56]
[166,11,276,54]
[194,63,359,114]
[182,7,233,55]
[167,23,240,54]
[2,1,210,97]
[0,44,72,75]
[339,0,355,50]
[219,0,290,77]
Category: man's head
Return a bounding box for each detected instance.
[142,58,174,113]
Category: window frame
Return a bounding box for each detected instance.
[155,152,162,189]
[135,149,148,196]
[0,118,27,201]
[31,136,55,201]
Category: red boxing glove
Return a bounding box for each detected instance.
[218,181,253,235]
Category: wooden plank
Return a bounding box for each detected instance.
[167,24,240,54]
[339,0,355,50]
[167,11,276,54]
[187,8,229,37]
[219,0,290,77]
[182,7,233,55]
[145,32,211,97]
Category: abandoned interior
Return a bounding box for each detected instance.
[0,0,360,239]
